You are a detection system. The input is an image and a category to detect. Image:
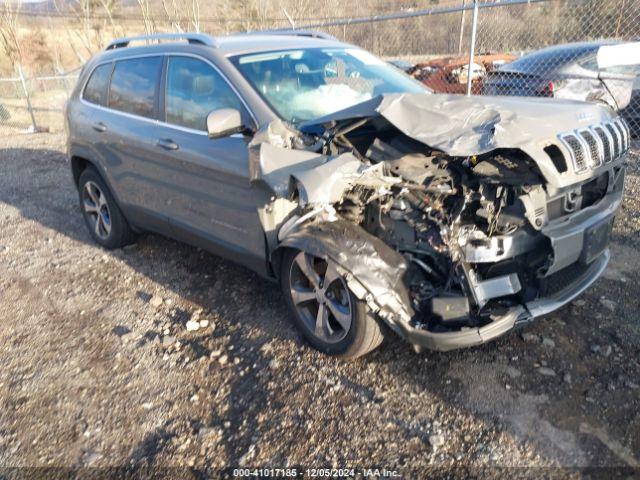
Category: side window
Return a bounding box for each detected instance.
[165,56,245,131]
[108,57,162,118]
[83,63,112,106]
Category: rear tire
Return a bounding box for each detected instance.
[78,166,136,249]
[280,248,384,359]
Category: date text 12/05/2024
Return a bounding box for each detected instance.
[231,468,402,477]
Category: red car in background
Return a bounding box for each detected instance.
[407,53,517,94]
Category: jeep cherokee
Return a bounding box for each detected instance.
[66,32,630,358]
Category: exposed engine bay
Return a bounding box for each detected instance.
[251,93,629,350]
[336,136,544,327]
[285,119,555,332]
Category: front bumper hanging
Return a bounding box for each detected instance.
[402,248,610,352]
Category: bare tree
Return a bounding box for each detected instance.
[66,0,97,54]
[239,0,270,32]
[162,0,185,32]
[52,0,114,62]
[209,0,246,34]
[278,0,313,24]
[191,0,201,33]
[137,0,157,36]
[0,0,24,71]
[158,0,200,33]
[99,0,122,38]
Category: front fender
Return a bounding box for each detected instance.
[275,219,415,328]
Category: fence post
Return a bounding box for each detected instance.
[56,67,72,97]
[465,0,479,96]
[17,64,38,132]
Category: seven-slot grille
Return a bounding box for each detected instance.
[605,123,621,158]
[618,118,631,150]
[560,134,587,172]
[593,126,612,164]
[559,119,629,173]
[579,129,602,168]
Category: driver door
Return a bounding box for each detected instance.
[153,55,266,271]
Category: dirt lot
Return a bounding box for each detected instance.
[1,133,639,477]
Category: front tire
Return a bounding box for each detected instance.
[78,167,136,249]
[280,249,384,359]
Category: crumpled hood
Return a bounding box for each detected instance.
[250,92,622,253]
[305,93,617,157]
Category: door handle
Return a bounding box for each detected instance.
[156,138,179,151]
[92,122,107,133]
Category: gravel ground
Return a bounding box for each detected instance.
[0,133,639,477]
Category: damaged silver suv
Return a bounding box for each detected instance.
[66,32,630,358]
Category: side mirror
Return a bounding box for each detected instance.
[206,108,246,139]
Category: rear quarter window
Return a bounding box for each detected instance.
[83,63,112,106]
[108,57,162,118]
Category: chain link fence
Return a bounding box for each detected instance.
[1,0,639,138]
[0,69,79,135]
[296,0,639,137]
[472,0,639,139]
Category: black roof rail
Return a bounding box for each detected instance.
[105,33,218,50]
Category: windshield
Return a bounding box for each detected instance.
[229,47,428,123]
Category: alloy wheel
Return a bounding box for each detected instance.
[288,251,353,343]
[82,180,112,240]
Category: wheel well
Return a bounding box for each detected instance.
[71,156,92,187]
[269,245,290,281]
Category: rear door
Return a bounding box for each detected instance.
[71,61,115,178]
[99,55,168,231]
[152,55,266,270]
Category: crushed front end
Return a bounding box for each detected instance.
[252,93,630,352]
